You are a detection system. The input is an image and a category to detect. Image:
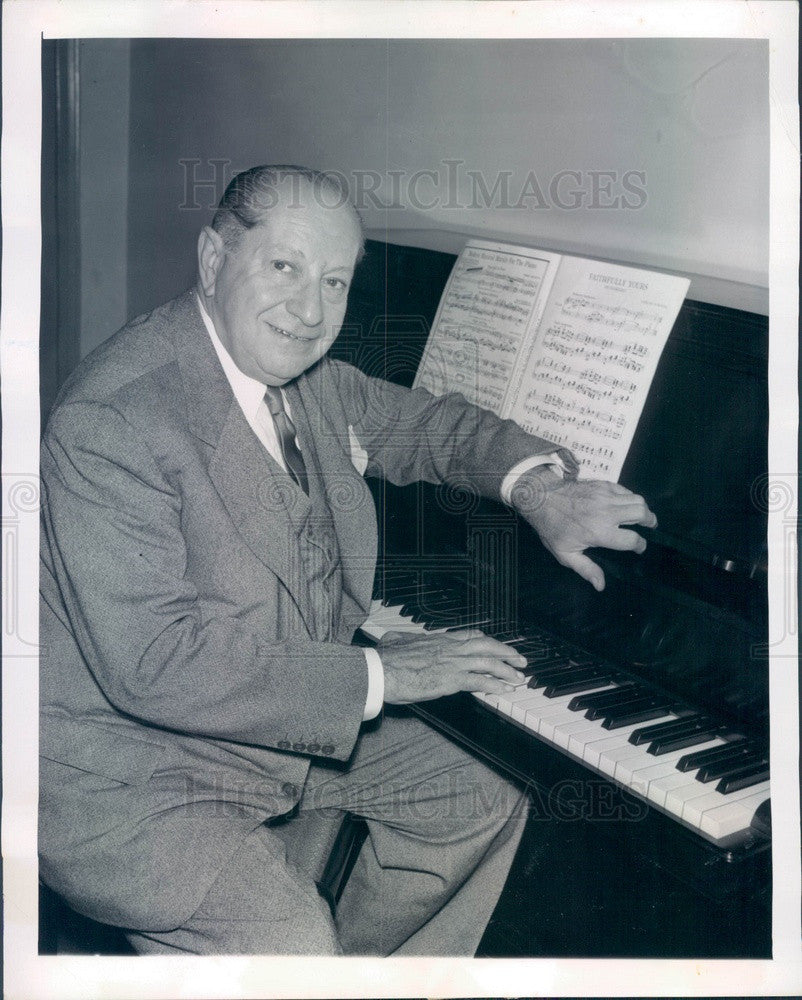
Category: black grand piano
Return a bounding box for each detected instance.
[336,237,771,958]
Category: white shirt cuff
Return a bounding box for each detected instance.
[500,452,572,505]
[362,647,385,721]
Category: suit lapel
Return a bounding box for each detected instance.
[170,291,231,449]
[289,375,377,617]
[172,291,316,633]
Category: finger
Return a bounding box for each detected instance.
[604,485,655,514]
[455,637,528,669]
[460,674,520,696]
[584,481,638,499]
[443,627,486,640]
[598,503,653,529]
[561,551,606,592]
[610,499,658,528]
[596,525,647,554]
[464,657,528,684]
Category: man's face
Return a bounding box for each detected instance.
[204,186,362,385]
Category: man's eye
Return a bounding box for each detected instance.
[325,277,347,292]
[272,260,293,273]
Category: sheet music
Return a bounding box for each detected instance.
[414,241,560,413]
[507,256,689,480]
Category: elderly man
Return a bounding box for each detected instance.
[39,165,656,955]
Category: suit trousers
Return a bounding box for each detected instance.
[125,708,528,956]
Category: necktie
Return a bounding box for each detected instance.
[263,386,309,495]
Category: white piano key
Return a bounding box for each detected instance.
[489,682,534,711]
[526,694,587,734]
[581,723,652,769]
[538,712,583,743]
[646,770,700,809]
[680,779,770,826]
[536,700,596,736]
[501,687,560,724]
[509,693,550,725]
[490,683,543,716]
[615,738,725,787]
[370,599,769,848]
[664,777,727,818]
[695,784,771,841]
[551,716,605,751]
[597,741,654,779]
[627,761,682,800]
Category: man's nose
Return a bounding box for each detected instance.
[286,280,324,328]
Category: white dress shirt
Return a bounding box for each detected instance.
[197,294,569,723]
[197,296,385,719]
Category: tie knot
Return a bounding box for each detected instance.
[263,386,285,417]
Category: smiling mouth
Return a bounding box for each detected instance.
[266,321,315,342]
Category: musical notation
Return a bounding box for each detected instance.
[416,242,556,412]
[416,239,689,482]
[507,254,687,479]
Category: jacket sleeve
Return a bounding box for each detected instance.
[328,360,570,498]
[40,400,367,760]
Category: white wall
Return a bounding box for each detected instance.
[378,41,768,299]
[90,37,768,331]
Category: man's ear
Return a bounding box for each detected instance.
[197,226,226,297]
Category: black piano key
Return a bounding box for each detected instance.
[528,629,551,642]
[422,607,478,625]
[543,665,609,686]
[699,755,768,787]
[676,738,749,772]
[488,632,528,646]
[428,614,492,631]
[426,596,467,610]
[388,586,434,604]
[538,646,568,667]
[524,654,576,677]
[550,645,581,660]
[557,643,591,659]
[583,688,648,719]
[508,640,552,658]
[697,750,766,783]
[629,715,707,746]
[543,672,613,697]
[526,661,579,686]
[508,637,554,651]
[648,728,725,755]
[565,654,597,668]
[568,683,638,712]
[419,601,461,614]
[599,699,673,730]
[377,580,417,596]
[716,764,770,794]
[526,659,577,684]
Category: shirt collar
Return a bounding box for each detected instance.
[196,292,266,423]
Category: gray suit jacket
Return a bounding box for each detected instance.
[39,289,556,930]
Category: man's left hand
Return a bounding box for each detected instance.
[510,467,658,592]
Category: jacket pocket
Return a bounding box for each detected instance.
[40,715,165,786]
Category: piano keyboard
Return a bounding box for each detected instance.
[360,597,770,851]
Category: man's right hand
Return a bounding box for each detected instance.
[377,630,528,705]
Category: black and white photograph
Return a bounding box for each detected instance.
[2,1,799,998]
